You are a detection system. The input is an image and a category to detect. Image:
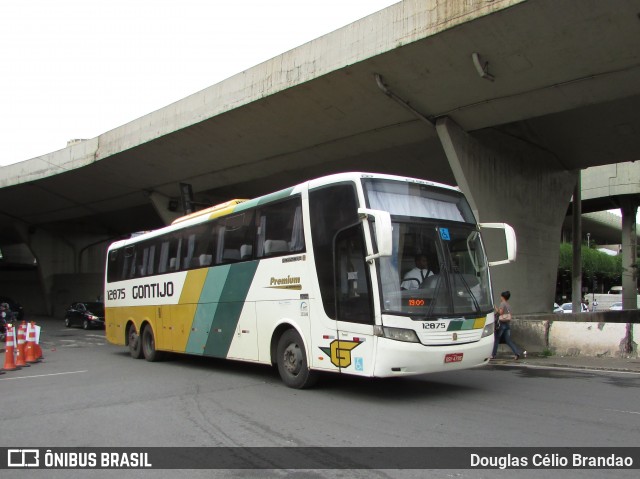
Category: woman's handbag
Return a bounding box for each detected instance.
[500,312,512,322]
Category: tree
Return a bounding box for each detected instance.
[557,243,622,293]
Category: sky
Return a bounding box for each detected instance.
[0,0,398,167]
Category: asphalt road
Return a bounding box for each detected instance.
[1,318,639,479]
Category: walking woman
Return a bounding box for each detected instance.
[492,291,526,360]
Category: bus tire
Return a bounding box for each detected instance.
[142,325,163,362]
[276,329,317,389]
[128,324,143,359]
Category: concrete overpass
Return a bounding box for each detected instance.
[1,0,640,316]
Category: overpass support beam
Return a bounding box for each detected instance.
[15,224,109,317]
[620,197,638,309]
[14,224,75,317]
[572,174,583,314]
[149,191,181,225]
[436,117,577,314]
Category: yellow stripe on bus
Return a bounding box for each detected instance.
[473,317,486,329]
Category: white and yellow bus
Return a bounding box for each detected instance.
[105,172,516,388]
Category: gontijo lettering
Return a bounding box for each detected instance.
[131,282,174,299]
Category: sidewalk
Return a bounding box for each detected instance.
[491,353,640,373]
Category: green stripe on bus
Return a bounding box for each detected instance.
[203,261,259,358]
[447,318,481,331]
[185,265,231,354]
[234,187,294,212]
[447,321,463,331]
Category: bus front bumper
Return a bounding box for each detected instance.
[372,335,494,377]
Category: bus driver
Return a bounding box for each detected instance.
[401,254,434,290]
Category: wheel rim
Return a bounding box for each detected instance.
[283,342,302,376]
[83,320,88,329]
[65,318,70,327]
[129,329,139,350]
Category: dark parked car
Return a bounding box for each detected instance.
[0,296,24,321]
[64,302,105,329]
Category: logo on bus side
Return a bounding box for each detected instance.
[282,255,305,263]
[319,340,361,368]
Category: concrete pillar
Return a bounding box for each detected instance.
[15,223,109,316]
[572,174,582,313]
[620,197,638,309]
[436,117,577,314]
[14,224,75,316]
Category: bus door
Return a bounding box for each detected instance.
[333,224,375,376]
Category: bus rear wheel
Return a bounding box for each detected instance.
[128,325,143,359]
[276,329,317,389]
[142,326,163,362]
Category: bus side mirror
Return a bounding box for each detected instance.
[479,223,517,266]
[358,208,393,262]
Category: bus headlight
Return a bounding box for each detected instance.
[382,327,420,343]
[481,322,495,338]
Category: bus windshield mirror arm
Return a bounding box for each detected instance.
[357,208,393,260]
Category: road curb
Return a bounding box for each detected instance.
[490,357,640,373]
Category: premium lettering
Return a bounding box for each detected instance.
[270,276,301,286]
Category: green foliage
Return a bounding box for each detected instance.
[558,243,621,281]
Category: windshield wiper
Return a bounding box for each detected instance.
[454,267,481,314]
[425,262,445,318]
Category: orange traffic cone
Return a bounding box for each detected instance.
[25,322,38,363]
[32,322,43,360]
[15,323,29,367]
[3,325,19,371]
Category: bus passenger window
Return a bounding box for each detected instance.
[256,197,305,258]
[193,224,215,268]
[158,241,170,274]
[107,249,121,283]
[216,212,255,264]
[122,246,135,279]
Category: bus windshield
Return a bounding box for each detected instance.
[363,179,492,318]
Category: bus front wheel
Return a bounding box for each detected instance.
[276,329,317,389]
[142,326,163,362]
[128,324,143,359]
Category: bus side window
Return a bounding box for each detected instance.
[256,197,305,258]
[173,235,182,271]
[107,249,121,283]
[122,246,135,279]
[216,212,254,264]
[184,232,197,270]
[158,240,170,274]
[192,223,215,267]
[309,183,359,320]
[334,225,373,324]
[146,244,156,275]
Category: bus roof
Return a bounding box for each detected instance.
[107,172,460,250]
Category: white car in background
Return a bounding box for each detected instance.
[559,302,589,313]
[609,302,623,311]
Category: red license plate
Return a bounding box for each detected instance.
[444,353,463,364]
